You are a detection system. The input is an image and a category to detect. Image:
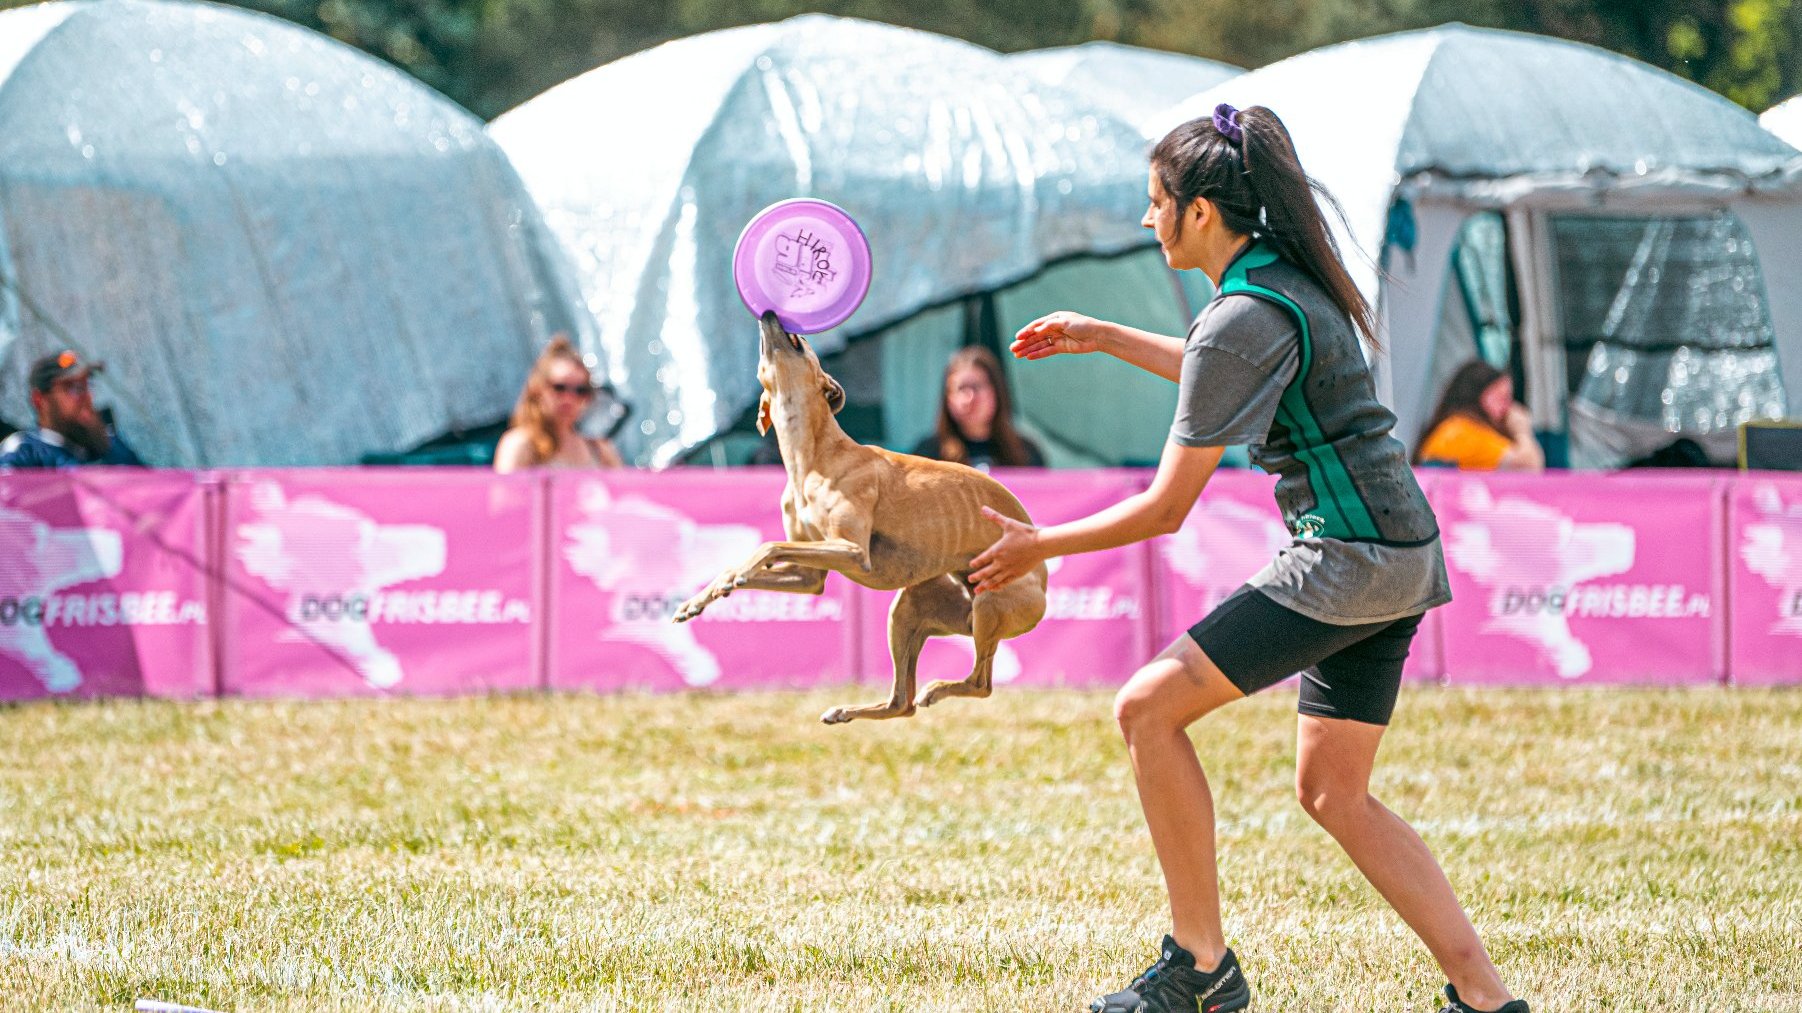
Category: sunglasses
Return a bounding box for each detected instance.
[549,382,595,398]
[51,378,92,396]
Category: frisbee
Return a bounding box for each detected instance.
[733,198,871,335]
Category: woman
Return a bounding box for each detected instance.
[910,346,1045,470]
[1415,360,1545,470]
[493,336,624,472]
[970,105,1528,1013]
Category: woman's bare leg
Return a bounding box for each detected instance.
[1295,714,1515,1009]
[1112,634,1245,970]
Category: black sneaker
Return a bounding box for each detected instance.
[1439,984,1530,1013]
[1088,935,1250,1013]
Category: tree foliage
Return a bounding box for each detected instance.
[4,0,1798,117]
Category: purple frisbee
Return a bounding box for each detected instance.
[733,198,872,335]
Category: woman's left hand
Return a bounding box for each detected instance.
[969,506,1044,594]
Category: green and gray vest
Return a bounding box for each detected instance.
[1219,242,1439,547]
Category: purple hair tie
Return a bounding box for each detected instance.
[1212,102,1244,145]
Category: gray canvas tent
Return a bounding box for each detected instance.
[1007,41,1240,138]
[491,16,1205,468]
[0,0,589,466]
[1159,25,1802,467]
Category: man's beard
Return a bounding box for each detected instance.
[46,406,111,459]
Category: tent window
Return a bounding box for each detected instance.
[1550,211,1787,437]
[1450,213,1514,369]
[1426,212,1518,432]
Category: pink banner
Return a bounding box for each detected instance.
[547,470,861,692]
[1151,469,1442,684]
[1727,476,1802,686]
[850,469,1151,692]
[0,470,212,700]
[1431,472,1723,686]
[217,469,542,697]
[4,465,1785,701]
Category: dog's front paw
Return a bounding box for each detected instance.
[820,706,852,725]
[671,576,738,623]
[671,591,713,623]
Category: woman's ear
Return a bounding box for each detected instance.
[757,391,773,436]
[1189,195,1213,233]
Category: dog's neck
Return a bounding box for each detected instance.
[771,391,853,485]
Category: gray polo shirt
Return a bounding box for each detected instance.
[1173,292,1451,626]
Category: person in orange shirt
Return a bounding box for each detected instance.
[1414,361,1544,471]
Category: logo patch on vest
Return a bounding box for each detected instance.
[1292,513,1327,539]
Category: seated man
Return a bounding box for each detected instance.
[0,350,143,468]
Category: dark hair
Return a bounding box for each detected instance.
[934,346,1033,467]
[1413,360,1509,464]
[1150,105,1378,349]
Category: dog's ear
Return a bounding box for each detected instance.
[822,376,845,415]
[756,391,773,436]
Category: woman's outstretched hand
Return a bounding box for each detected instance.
[969,506,1044,595]
[1011,311,1103,360]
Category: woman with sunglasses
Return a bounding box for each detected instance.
[493,335,624,472]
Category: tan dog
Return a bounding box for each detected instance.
[673,311,1048,724]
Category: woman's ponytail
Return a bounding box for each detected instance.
[1152,104,1380,350]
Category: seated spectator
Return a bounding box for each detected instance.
[910,346,1045,471]
[0,350,143,468]
[1415,360,1544,471]
[493,336,625,473]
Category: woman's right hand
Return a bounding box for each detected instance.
[1502,402,1535,439]
[1011,311,1104,360]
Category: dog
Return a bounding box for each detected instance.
[673,311,1048,724]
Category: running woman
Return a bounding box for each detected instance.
[969,104,1529,1013]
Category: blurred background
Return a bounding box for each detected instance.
[4,0,1802,473]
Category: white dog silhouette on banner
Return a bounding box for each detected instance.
[564,481,761,686]
[235,483,446,688]
[0,505,124,692]
[1740,483,1802,637]
[1445,482,1634,678]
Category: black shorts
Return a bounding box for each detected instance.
[1186,585,1424,726]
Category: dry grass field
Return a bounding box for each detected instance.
[1,686,1798,1011]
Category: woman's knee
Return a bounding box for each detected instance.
[1113,674,1181,741]
[1295,770,1371,829]
[1113,642,1240,741]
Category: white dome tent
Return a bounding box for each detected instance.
[0,0,590,466]
[491,16,1205,468]
[1762,95,1802,147]
[1007,41,1241,138]
[1158,25,1802,467]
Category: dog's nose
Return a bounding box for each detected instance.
[760,310,803,351]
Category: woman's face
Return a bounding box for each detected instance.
[1479,375,1514,427]
[540,358,595,426]
[946,365,997,440]
[1143,170,1202,271]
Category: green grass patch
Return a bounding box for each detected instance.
[0,687,1797,1010]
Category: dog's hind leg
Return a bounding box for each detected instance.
[918,572,1046,709]
[821,574,970,725]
